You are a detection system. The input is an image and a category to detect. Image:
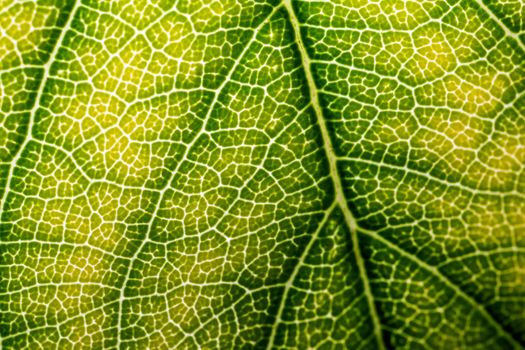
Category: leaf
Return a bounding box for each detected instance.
[1,0,524,349]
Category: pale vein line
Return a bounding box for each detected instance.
[338,156,525,200]
[0,2,80,217]
[473,0,525,53]
[265,202,337,350]
[280,1,387,349]
[0,6,80,346]
[114,5,283,348]
[359,227,524,349]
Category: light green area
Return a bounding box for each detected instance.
[0,0,524,349]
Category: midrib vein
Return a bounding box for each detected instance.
[0,1,79,216]
[281,1,386,349]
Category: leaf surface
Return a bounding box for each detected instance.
[1,0,524,349]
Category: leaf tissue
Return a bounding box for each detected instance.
[1,0,524,349]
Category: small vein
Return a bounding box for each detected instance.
[338,156,525,200]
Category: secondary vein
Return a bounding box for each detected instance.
[265,202,337,350]
[0,1,80,217]
[473,0,525,54]
[359,227,524,349]
[114,4,283,347]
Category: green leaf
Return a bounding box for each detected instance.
[1,0,524,349]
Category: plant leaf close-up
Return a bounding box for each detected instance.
[1,0,524,349]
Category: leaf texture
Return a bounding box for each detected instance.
[0,0,524,349]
